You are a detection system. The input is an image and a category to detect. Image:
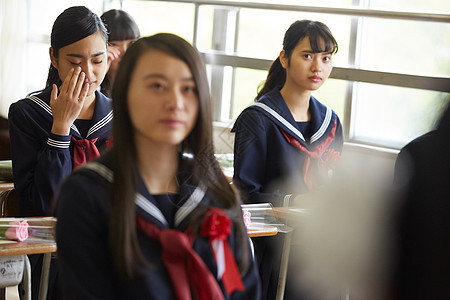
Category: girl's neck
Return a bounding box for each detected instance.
[136,138,179,194]
[280,84,311,122]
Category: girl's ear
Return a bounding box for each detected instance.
[279,50,288,69]
[49,47,58,69]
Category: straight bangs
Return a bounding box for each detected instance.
[308,27,338,54]
[108,21,140,41]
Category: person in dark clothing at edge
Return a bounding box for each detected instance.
[391,104,450,299]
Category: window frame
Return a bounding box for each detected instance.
[56,0,450,151]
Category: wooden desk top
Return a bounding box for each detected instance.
[247,224,278,238]
[0,182,14,191]
[248,229,278,238]
[0,239,56,257]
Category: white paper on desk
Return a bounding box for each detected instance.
[247,223,278,233]
[0,240,15,244]
[289,208,311,214]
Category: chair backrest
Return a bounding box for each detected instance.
[0,116,11,160]
[0,188,20,217]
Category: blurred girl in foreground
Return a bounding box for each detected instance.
[56,33,261,299]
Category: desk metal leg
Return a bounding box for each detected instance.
[38,253,51,300]
[341,286,350,300]
[23,255,31,300]
[276,230,293,300]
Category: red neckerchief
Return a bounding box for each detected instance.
[71,136,100,169]
[136,215,226,300]
[280,119,337,190]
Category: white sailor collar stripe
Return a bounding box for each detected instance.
[27,95,81,136]
[86,110,113,138]
[83,161,206,228]
[251,102,332,144]
[26,95,113,138]
[252,102,306,142]
[310,106,331,144]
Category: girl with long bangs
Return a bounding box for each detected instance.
[55,33,261,299]
[100,9,141,97]
[232,20,343,299]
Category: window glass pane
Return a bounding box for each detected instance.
[232,68,267,119]
[359,19,450,75]
[196,6,215,50]
[26,43,50,92]
[122,1,195,43]
[353,83,449,148]
[236,9,352,67]
[310,78,346,124]
[370,0,450,12]
[210,0,353,7]
[28,0,104,36]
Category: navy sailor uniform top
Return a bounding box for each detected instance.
[8,86,113,216]
[55,152,261,299]
[232,87,343,206]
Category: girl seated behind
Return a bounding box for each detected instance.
[232,20,343,299]
[100,9,140,97]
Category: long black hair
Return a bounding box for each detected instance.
[101,9,140,42]
[110,33,249,279]
[46,6,107,88]
[100,9,140,97]
[256,20,338,100]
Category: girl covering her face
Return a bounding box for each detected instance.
[55,33,261,299]
[8,6,113,300]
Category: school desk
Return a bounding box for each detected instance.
[0,237,56,300]
[246,209,294,300]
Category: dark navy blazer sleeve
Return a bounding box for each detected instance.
[9,101,72,216]
[233,108,286,206]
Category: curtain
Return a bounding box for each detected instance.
[0,0,27,118]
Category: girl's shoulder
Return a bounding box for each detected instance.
[309,95,341,125]
[95,89,112,103]
[11,87,52,109]
[76,152,114,182]
[8,88,54,124]
[232,90,285,131]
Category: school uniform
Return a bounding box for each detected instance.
[55,152,261,300]
[232,87,343,206]
[232,87,343,300]
[8,86,113,216]
[391,106,450,299]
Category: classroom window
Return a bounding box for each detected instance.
[23,0,450,150]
